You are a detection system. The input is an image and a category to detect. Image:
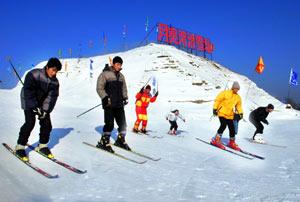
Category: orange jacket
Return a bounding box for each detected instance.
[135,92,157,108]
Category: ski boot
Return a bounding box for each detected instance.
[132,127,139,133]
[227,139,241,151]
[210,135,225,149]
[168,130,176,135]
[253,134,265,144]
[97,134,114,153]
[140,127,147,134]
[114,134,131,151]
[36,143,54,159]
[15,144,29,162]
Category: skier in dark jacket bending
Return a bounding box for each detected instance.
[15,58,62,161]
[249,104,274,143]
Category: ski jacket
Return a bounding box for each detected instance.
[21,67,59,113]
[135,92,157,108]
[249,107,269,124]
[213,89,243,120]
[96,65,128,109]
[166,112,184,122]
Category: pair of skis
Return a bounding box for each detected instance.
[245,138,286,148]
[83,142,161,164]
[2,143,86,179]
[131,130,163,139]
[195,138,265,160]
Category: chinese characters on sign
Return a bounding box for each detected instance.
[157,23,214,55]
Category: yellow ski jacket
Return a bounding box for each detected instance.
[213,89,243,120]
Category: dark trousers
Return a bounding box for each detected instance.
[249,115,264,135]
[103,107,127,135]
[169,121,178,131]
[17,110,52,146]
[217,117,235,138]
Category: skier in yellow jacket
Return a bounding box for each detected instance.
[210,81,243,151]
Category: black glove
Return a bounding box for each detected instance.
[123,99,128,106]
[139,87,144,93]
[239,113,243,120]
[154,91,159,97]
[213,109,218,116]
[102,96,111,108]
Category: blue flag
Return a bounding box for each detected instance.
[90,59,94,78]
[289,68,298,86]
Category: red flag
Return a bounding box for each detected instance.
[255,56,265,74]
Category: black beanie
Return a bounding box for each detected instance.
[145,85,151,90]
[267,104,274,109]
[47,57,62,71]
[112,56,123,65]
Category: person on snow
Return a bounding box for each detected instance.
[210,81,243,151]
[96,56,131,153]
[166,109,186,135]
[232,111,242,136]
[249,104,274,143]
[133,85,158,134]
[15,58,62,161]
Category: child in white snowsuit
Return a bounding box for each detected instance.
[166,109,185,135]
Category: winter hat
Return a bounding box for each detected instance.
[46,57,62,71]
[112,56,123,65]
[145,85,151,90]
[231,81,240,90]
[267,104,274,109]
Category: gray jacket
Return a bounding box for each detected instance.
[96,65,128,109]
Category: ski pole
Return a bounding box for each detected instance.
[76,103,102,118]
[143,77,152,88]
[7,58,24,86]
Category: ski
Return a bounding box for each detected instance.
[222,144,265,160]
[82,142,147,164]
[2,143,59,179]
[195,138,253,160]
[245,138,287,148]
[132,130,163,139]
[112,145,161,161]
[26,144,87,174]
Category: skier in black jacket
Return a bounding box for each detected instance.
[15,58,62,161]
[96,56,130,153]
[249,104,274,143]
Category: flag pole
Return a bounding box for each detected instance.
[287,84,291,104]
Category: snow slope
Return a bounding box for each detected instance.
[1,43,300,201]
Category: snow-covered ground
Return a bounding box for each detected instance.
[1,43,300,201]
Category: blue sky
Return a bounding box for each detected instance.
[1,0,300,102]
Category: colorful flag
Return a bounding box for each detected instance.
[289,68,298,86]
[69,48,72,57]
[103,32,107,47]
[255,56,264,74]
[88,40,93,48]
[90,59,94,78]
[145,17,149,32]
[122,24,127,39]
[58,49,62,58]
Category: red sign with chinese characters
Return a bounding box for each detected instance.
[157,23,214,54]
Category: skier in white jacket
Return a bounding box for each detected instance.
[166,109,185,135]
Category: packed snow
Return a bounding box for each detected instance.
[0,43,300,201]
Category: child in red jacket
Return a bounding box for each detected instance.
[133,85,158,133]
